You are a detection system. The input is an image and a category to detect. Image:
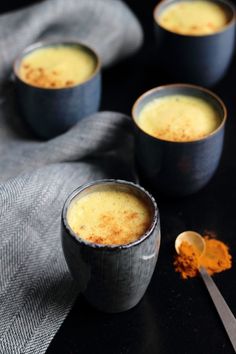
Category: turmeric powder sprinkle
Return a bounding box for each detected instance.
[20,65,76,89]
[67,188,152,245]
[174,236,232,279]
[19,45,96,89]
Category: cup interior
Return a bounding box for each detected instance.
[13,41,100,89]
[62,179,158,249]
[132,84,227,143]
[154,0,235,34]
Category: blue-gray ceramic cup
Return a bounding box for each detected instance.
[153,0,236,87]
[132,84,227,196]
[61,179,160,313]
[14,41,101,139]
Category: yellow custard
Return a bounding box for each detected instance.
[67,187,152,245]
[19,45,97,88]
[157,1,231,35]
[137,94,221,142]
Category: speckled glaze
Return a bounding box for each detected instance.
[14,41,101,139]
[61,179,160,313]
[154,0,236,87]
[132,84,227,196]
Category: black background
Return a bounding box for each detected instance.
[1,1,236,353]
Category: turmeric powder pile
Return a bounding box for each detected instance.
[174,236,232,279]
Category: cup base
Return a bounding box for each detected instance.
[82,294,144,314]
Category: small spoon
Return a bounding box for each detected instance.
[175,231,236,352]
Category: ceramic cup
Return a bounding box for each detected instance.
[14,41,101,139]
[61,179,160,313]
[153,0,236,87]
[132,84,227,196]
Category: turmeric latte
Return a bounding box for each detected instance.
[138,95,221,142]
[157,1,231,36]
[67,187,152,245]
[19,45,97,88]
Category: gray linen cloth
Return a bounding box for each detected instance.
[0,1,143,353]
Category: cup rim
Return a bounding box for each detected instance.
[131,83,227,144]
[13,40,101,91]
[153,0,236,38]
[62,179,159,251]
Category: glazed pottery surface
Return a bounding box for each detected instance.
[132,84,227,196]
[14,41,101,139]
[61,179,161,313]
[154,0,236,86]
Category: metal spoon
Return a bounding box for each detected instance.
[175,231,236,352]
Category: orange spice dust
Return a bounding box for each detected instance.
[174,236,232,279]
[21,64,75,89]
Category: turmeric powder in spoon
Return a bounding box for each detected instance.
[174,233,232,279]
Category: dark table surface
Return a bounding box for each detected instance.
[2,1,236,353]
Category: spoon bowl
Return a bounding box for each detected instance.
[175,230,206,256]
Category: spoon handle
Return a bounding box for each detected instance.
[199,267,236,352]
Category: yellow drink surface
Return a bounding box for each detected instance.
[138,95,221,142]
[158,1,231,35]
[67,187,152,245]
[19,45,97,88]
